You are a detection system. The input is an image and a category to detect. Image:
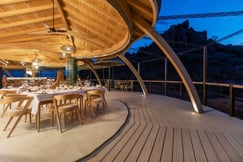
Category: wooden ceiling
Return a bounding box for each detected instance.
[0,0,161,68]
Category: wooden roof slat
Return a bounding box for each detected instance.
[81,0,126,27]
[0,34,67,43]
[127,0,153,21]
[68,16,112,47]
[64,0,126,32]
[0,5,52,19]
[0,0,29,5]
[0,15,62,30]
[0,24,63,39]
[63,2,120,45]
[0,42,62,54]
[2,65,27,70]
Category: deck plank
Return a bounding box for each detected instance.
[114,108,146,161]
[190,129,208,162]
[149,126,166,162]
[207,131,232,162]
[125,106,153,161]
[233,133,243,146]
[224,133,243,159]
[173,127,183,162]
[215,133,243,162]
[86,108,136,162]
[182,129,195,162]
[137,125,160,162]
[197,130,219,162]
[161,127,173,162]
[100,108,141,161]
[137,106,160,162]
[126,124,153,161]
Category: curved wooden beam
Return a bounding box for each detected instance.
[133,16,203,113]
[82,60,102,86]
[50,69,64,89]
[118,55,148,96]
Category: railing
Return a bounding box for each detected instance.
[100,79,243,119]
[144,80,243,119]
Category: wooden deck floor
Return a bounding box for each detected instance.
[80,91,243,162]
[0,95,128,162]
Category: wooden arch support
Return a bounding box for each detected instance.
[133,16,203,113]
[118,55,148,96]
[82,60,102,86]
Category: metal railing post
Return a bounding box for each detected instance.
[164,82,167,96]
[229,84,235,116]
[203,83,207,105]
[203,45,207,105]
[149,81,152,93]
[180,82,183,99]
[164,58,167,96]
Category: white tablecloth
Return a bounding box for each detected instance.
[22,87,106,115]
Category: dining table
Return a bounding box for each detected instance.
[19,85,106,132]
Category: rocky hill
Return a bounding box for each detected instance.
[123,20,243,85]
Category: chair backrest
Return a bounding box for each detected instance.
[126,80,133,90]
[0,90,17,99]
[2,95,33,111]
[86,89,104,96]
[3,94,31,103]
[86,89,105,102]
[0,94,26,117]
[114,80,121,89]
[53,93,80,105]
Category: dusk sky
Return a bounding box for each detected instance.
[129,0,243,53]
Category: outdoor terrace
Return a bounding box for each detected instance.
[0,91,242,162]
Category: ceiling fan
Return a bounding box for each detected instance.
[43,23,66,33]
[44,0,66,33]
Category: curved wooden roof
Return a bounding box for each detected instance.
[0,0,161,68]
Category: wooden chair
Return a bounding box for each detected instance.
[52,93,82,133]
[105,79,111,90]
[124,80,133,91]
[84,89,108,117]
[36,99,54,132]
[0,89,17,98]
[0,89,17,117]
[2,95,33,138]
[114,80,122,91]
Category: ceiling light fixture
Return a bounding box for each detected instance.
[58,53,71,60]
[20,61,25,66]
[60,45,75,53]
[32,54,41,67]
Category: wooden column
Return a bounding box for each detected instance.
[66,57,77,85]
